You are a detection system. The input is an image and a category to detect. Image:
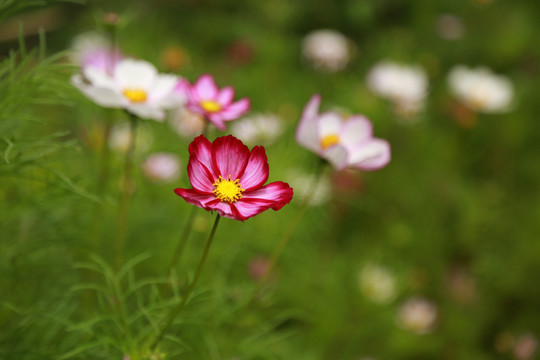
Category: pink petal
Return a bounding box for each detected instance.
[234,181,294,220]
[187,157,215,193]
[349,138,391,171]
[174,188,217,209]
[211,135,250,180]
[217,86,235,106]
[175,78,191,97]
[194,74,218,100]
[239,146,269,191]
[207,200,243,220]
[219,98,250,121]
[206,113,227,130]
[188,135,214,172]
[296,94,322,153]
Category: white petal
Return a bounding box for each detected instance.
[317,112,344,137]
[127,104,165,121]
[349,139,391,171]
[72,74,125,108]
[148,74,179,100]
[323,145,348,170]
[114,59,157,89]
[339,115,373,148]
[83,67,117,89]
[149,75,185,108]
[296,94,322,153]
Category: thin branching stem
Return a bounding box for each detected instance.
[151,214,221,351]
[115,113,138,269]
[252,159,328,299]
[168,206,198,274]
[167,122,210,274]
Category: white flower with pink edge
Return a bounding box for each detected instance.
[296,95,391,171]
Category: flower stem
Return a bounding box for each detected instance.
[91,119,112,247]
[151,213,221,351]
[254,159,327,295]
[168,206,198,273]
[115,113,138,269]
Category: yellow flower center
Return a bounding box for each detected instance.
[213,175,245,203]
[320,134,340,150]
[123,88,147,103]
[200,100,222,113]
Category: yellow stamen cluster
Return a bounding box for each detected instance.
[123,88,148,103]
[213,175,245,203]
[200,100,222,113]
[320,134,340,150]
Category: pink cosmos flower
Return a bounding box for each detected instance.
[181,74,250,130]
[296,94,391,171]
[174,135,293,221]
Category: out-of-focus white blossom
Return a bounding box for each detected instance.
[169,107,206,138]
[230,113,283,146]
[142,153,181,183]
[448,65,514,113]
[108,123,153,154]
[72,59,185,121]
[397,297,438,334]
[359,263,397,304]
[70,31,122,73]
[367,61,428,117]
[302,29,350,72]
[286,169,331,206]
[436,14,465,40]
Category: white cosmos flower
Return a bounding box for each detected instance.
[367,61,428,116]
[72,58,185,121]
[70,31,121,73]
[397,297,438,334]
[142,153,181,183]
[296,94,391,171]
[448,65,514,113]
[359,263,397,304]
[302,29,350,72]
[230,113,284,146]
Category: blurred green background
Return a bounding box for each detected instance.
[1,0,540,359]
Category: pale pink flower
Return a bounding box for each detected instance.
[296,94,390,171]
[71,31,122,73]
[72,59,185,121]
[142,153,181,183]
[448,65,513,113]
[182,74,250,130]
[302,29,350,72]
[397,297,438,334]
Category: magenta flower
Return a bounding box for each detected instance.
[174,135,293,221]
[296,94,391,171]
[183,74,250,130]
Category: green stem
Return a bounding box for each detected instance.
[91,119,112,247]
[168,206,198,273]
[254,160,327,295]
[151,214,221,351]
[115,113,138,269]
